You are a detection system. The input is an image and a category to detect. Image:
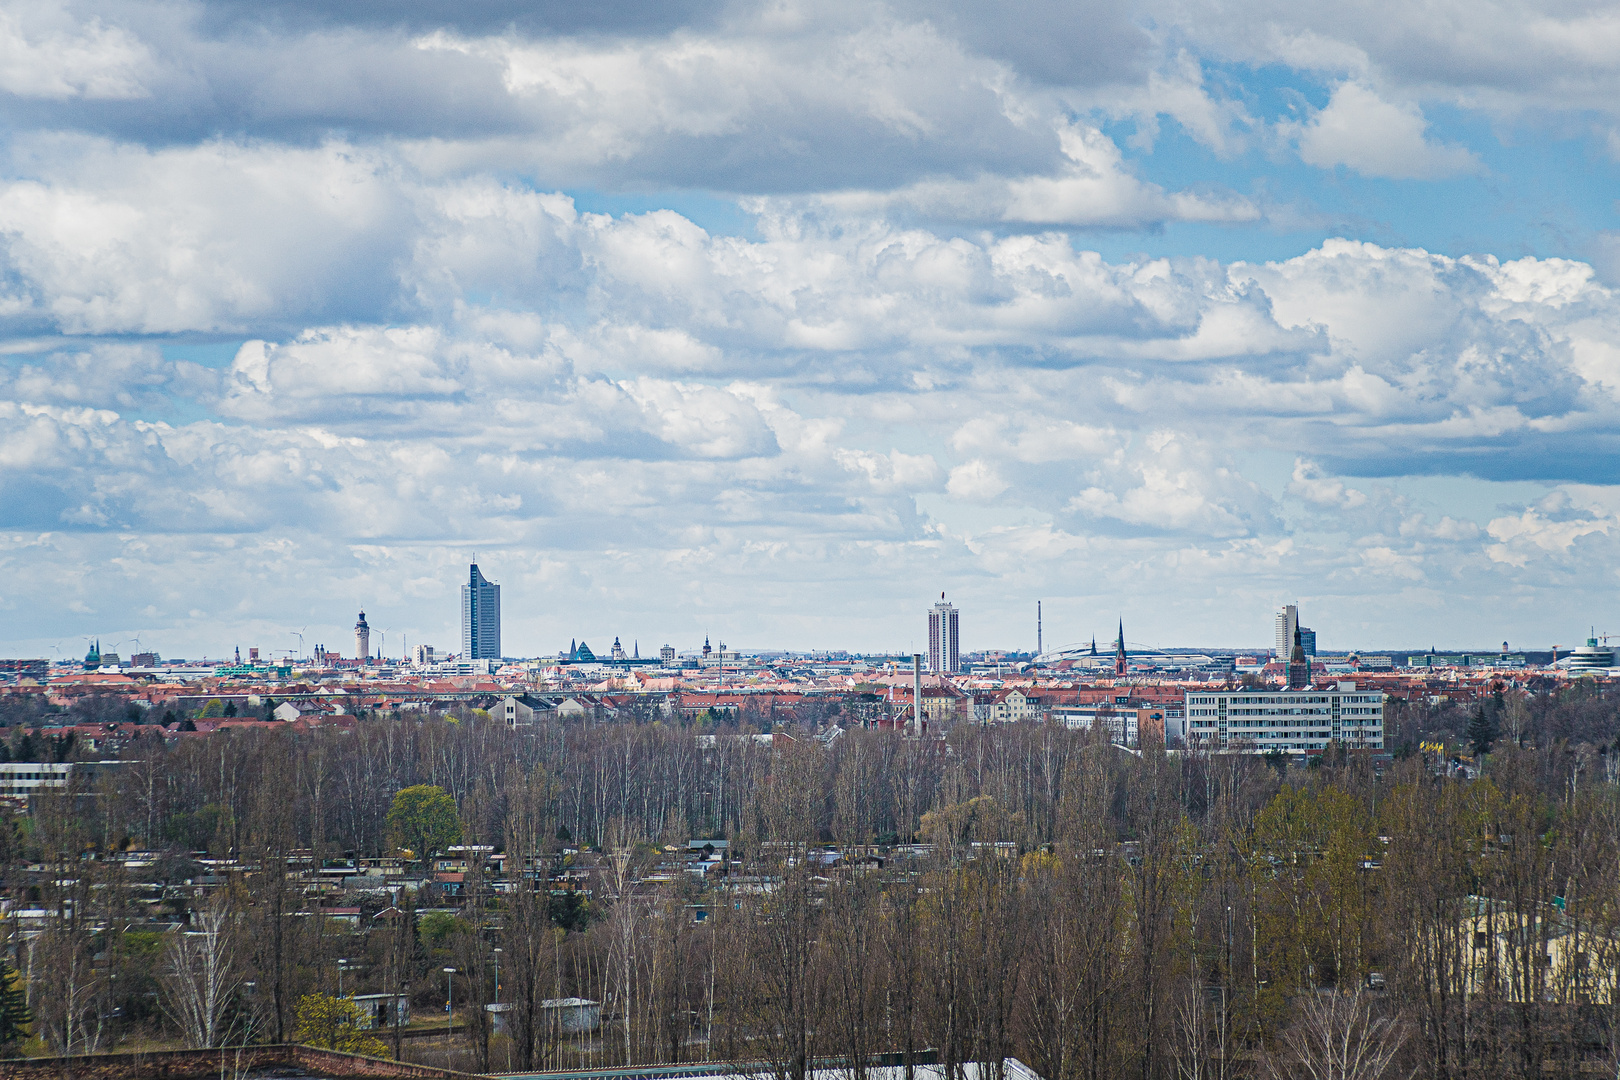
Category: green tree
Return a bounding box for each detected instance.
[293,992,388,1056]
[199,698,226,718]
[1468,705,1498,757]
[0,959,30,1054]
[386,785,462,865]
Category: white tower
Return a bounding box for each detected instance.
[354,610,371,662]
[1274,604,1298,659]
[928,593,960,674]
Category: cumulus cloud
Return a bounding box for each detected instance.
[1285,81,1480,179]
[0,3,153,100]
[5,0,1620,653]
[821,122,1257,229]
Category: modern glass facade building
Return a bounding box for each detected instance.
[461,563,501,660]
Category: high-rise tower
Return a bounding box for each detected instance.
[461,563,501,660]
[928,593,960,674]
[355,610,370,661]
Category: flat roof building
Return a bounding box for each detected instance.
[1184,682,1383,754]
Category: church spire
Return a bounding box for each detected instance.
[1114,619,1127,677]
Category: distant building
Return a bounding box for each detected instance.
[660,644,676,665]
[928,594,960,674]
[1185,683,1384,753]
[612,637,626,662]
[461,563,501,660]
[1275,605,1299,658]
[413,644,438,665]
[0,659,48,682]
[355,611,370,661]
[499,694,554,730]
[1298,627,1316,657]
[0,760,125,800]
[1567,638,1616,673]
[1287,629,1311,689]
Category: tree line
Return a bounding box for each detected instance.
[1,684,1619,1079]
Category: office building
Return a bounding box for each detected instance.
[354,611,370,661]
[1299,627,1317,657]
[1184,683,1384,753]
[1567,637,1616,673]
[461,563,501,660]
[660,644,676,665]
[1274,605,1298,658]
[928,594,960,674]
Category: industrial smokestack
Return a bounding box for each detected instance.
[912,653,923,735]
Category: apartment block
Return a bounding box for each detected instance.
[1184,682,1384,753]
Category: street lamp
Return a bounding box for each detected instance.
[443,967,457,1045]
[492,947,502,1003]
[337,959,349,997]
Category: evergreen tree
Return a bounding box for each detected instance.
[0,959,31,1053]
[1468,704,1499,757]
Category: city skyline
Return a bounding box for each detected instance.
[4,1,1620,658]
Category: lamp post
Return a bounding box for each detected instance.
[444,967,457,1046]
[337,958,348,997]
[492,947,502,1003]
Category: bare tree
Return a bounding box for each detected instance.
[1265,991,1406,1080]
[160,891,239,1048]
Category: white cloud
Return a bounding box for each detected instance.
[947,459,1009,500]
[1288,458,1367,508]
[821,121,1257,229]
[1287,81,1480,179]
[0,4,152,100]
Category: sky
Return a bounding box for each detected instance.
[3,0,1620,661]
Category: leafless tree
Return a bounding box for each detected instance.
[159,890,239,1048]
[1265,991,1407,1080]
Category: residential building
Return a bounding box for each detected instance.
[461,563,501,660]
[1184,682,1384,753]
[499,693,553,729]
[972,688,1031,723]
[1051,705,1165,749]
[928,594,960,674]
[1275,604,1299,658]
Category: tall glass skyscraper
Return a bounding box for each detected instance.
[461,563,501,660]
